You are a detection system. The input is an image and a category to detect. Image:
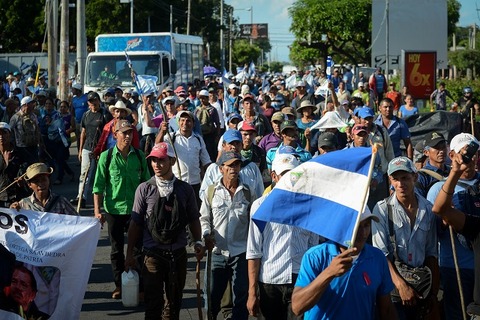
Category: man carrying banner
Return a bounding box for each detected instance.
[125,142,203,320]
[246,153,319,320]
[372,157,439,319]
[93,119,150,300]
[200,151,255,320]
[291,208,396,319]
[10,162,78,215]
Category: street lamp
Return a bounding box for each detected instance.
[245,6,253,45]
[120,0,134,33]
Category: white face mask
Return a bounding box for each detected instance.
[155,175,175,198]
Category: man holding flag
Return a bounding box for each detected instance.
[291,207,396,319]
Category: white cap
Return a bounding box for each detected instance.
[360,206,379,222]
[228,83,239,90]
[357,82,364,88]
[272,154,300,175]
[21,96,34,105]
[450,133,479,153]
[198,89,209,97]
[72,83,82,90]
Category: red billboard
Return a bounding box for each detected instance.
[239,24,269,40]
[402,51,437,100]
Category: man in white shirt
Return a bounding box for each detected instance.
[246,153,319,319]
[200,151,255,320]
[160,110,211,205]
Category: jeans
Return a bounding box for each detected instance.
[441,267,474,320]
[259,274,302,320]
[105,212,131,287]
[143,248,187,320]
[207,252,248,320]
[76,148,96,201]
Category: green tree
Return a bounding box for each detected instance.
[269,61,284,73]
[0,0,45,52]
[232,40,261,68]
[288,0,371,67]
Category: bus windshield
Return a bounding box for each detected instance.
[85,54,161,87]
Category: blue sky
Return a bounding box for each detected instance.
[227,0,478,64]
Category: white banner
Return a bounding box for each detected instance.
[0,209,100,320]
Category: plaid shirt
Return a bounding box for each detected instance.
[19,191,78,215]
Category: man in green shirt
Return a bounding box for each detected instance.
[93,119,150,299]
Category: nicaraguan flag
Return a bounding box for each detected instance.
[248,61,256,77]
[135,74,158,96]
[252,147,372,247]
[326,56,334,80]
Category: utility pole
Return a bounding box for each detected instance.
[385,0,389,81]
[47,0,58,89]
[76,0,86,84]
[186,0,191,35]
[229,9,233,73]
[220,0,225,72]
[248,6,253,45]
[130,0,134,33]
[170,5,173,33]
[59,0,69,101]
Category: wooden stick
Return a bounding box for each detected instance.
[449,226,467,320]
[196,258,204,320]
[0,173,27,194]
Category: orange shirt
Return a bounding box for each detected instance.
[385,91,402,110]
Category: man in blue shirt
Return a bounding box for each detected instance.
[292,208,396,320]
[71,83,88,151]
[266,120,312,171]
[374,98,412,159]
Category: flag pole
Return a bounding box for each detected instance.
[349,144,378,248]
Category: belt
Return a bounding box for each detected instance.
[143,246,185,259]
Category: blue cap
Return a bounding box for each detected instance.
[357,107,375,119]
[106,88,115,96]
[223,129,242,143]
[278,145,298,155]
[226,113,242,124]
[387,156,417,176]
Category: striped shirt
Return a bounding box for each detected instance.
[246,194,319,284]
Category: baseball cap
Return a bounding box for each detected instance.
[223,129,242,143]
[272,153,300,175]
[450,133,479,153]
[25,163,53,181]
[176,110,195,121]
[387,156,417,176]
[21,96,34,105]
[147,142,175,159]
[357,82,364,88]
[226,113,242,124]
[198,89,209,97]
[239,121,257,132]
[36,91,47,97]
[0,122,11,132]
[271,111,285,122]
[105,88,115,96]
[341,100,350,106]
[280,120,297,133]
[317,131,339,148]
[243,93,255,101]
[228,83,239,90]
[114,86,123,92]
[114,119,134,133]
[414,140,427,163]
[87,91,100,101]
[424,132,446,148]
[72,83,82,90]
[174,85,186,94]
[217,151,242,166]
[352,125,368,135]
[295,80,306,87]
[359,206,379,223]
[162,96,177,105]
[357,107,375,119]
[131,91,139,97]
[282,107,296,117]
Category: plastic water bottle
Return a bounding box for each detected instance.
[121,269,139,307]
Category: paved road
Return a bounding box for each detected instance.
[54,144,251,320]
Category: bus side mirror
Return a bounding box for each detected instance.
[170,59,177,75]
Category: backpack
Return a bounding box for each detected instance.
[196,106,215,135]
[145,178,187,245]
[104,146,145,177]
[18,112,37,147]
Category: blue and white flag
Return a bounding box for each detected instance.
[326,56,334,80]
[252,147,373,247]
[261,76,270,93]
[248,61,256,77]
[135,74,158,96]
[285,74,297,90]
